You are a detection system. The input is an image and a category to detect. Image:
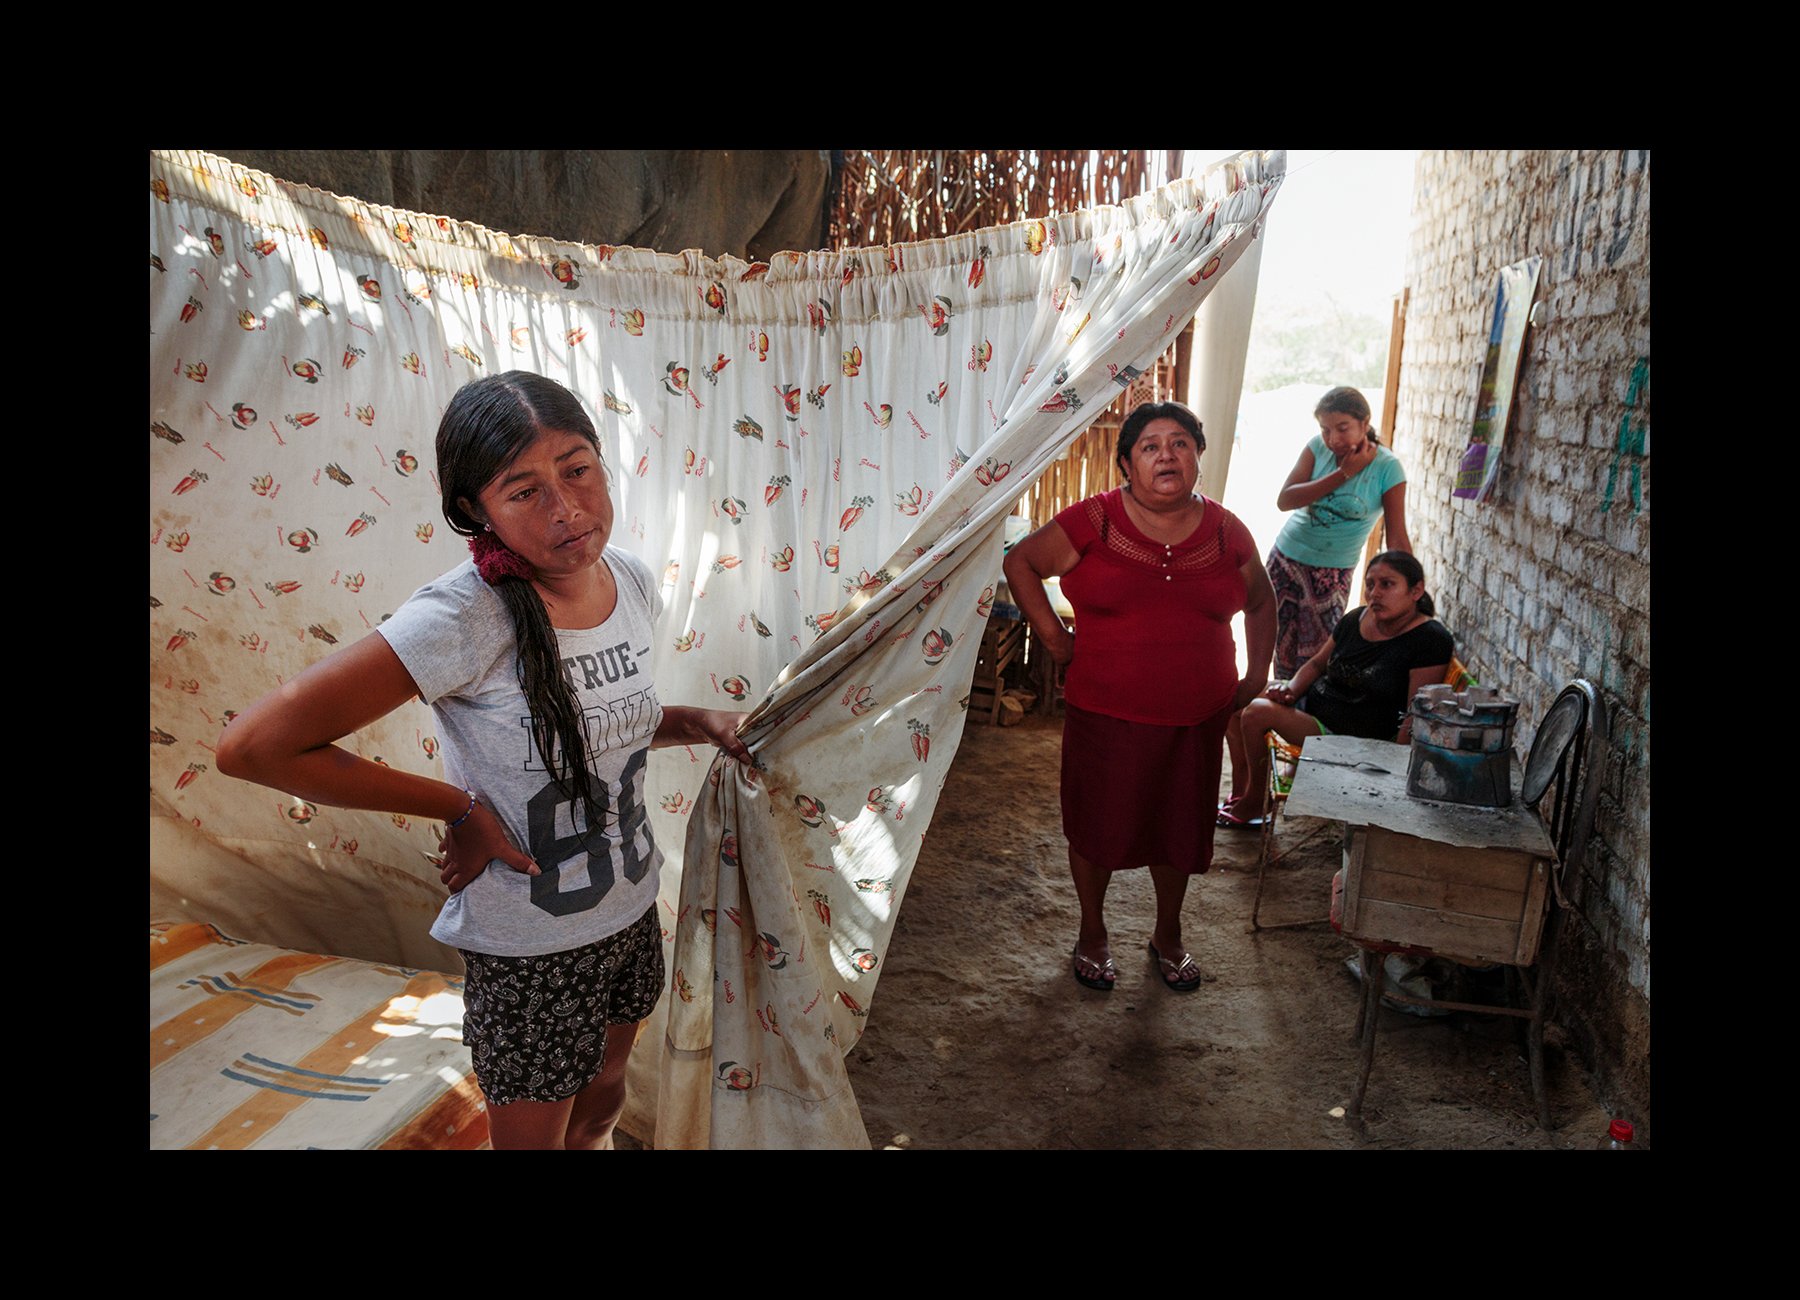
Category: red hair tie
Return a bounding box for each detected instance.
[470,531,534,585]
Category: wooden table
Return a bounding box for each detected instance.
[1284,734,1559,1126]
[1287,735,1555,963]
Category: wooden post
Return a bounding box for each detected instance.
[1362,287,1410,570]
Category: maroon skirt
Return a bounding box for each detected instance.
[1060,701,1232,874]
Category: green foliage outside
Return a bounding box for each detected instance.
[1245,297,1389,393]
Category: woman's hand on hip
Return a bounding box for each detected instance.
[441,799,539,894]
[1042,623,1075,666]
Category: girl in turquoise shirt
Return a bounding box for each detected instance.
[1220,386,1411,828]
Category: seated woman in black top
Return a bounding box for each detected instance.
[1222,551,1453,826]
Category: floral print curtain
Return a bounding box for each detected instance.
[148,147,1284,1148]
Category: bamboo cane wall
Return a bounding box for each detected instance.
[831,150,1192,531]
[831,149,1184,248]
[1013,352,1185,529]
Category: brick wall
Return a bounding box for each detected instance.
[1392,150,1650,1130]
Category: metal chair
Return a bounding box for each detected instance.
[1343,679,1608,1130]
[1249,734,1330,930]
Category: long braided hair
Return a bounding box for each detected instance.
[436,371,608,830]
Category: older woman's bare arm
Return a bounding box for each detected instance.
[1002,521,1080,666]
[1234,552,1277,710]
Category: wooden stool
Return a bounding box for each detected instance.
[969,616,1024,724]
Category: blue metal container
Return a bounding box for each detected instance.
[1405,685,1519,808]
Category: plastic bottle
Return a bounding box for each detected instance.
[1596,1118,1637,1150]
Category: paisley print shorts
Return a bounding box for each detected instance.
[1266,546,1356,682]
[458,905,664,1107]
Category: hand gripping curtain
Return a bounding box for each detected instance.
[147,149,1283,1149]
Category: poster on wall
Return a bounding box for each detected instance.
[1453,255,1542,501]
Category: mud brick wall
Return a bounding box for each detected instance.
[1390,150,1650,1131]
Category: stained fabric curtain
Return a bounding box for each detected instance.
[148,148,1284,1148]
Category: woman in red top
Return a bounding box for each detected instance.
[1005,402,1276,993]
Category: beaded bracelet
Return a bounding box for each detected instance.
[447,789,477,829]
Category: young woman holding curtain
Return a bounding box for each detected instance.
[218,371,752,1149]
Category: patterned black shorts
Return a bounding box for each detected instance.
[458,905,665,1107]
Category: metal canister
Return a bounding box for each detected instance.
[1405,684,1519,807]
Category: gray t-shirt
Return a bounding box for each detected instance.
[378,548,665,957]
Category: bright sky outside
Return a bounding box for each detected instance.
[1186,149,1420,681]
[1186,146,1418,491]
[1189,149,1418,323]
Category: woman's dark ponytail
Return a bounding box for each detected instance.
[438,373,609,834]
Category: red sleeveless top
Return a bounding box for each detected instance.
[1054,489,1255,725]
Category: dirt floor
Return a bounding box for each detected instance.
[841,711,1615,1150]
